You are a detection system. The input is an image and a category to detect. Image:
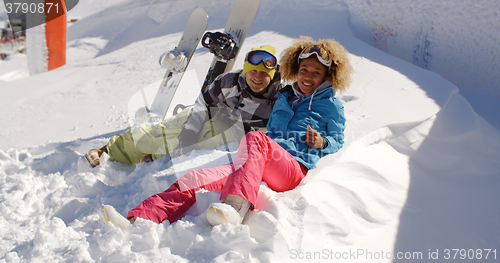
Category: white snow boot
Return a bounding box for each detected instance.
[206,194,252,226]
[99,204,131,231]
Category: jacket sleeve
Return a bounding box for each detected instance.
[181,74,229,133]
[320,99,346,155]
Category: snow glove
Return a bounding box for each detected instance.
[171,128,201,158]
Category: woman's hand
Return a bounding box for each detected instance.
[306,125,324,148]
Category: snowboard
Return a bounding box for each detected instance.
[148,7,209,120]
[165,0,261,167]
[200,0,261,93]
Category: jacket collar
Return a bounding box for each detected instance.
[291,80,333,98]
[238,70,282,103]
[286,81,333,109]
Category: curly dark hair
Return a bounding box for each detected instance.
[279,36,353,93]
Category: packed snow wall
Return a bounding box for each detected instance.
[344,0,500,96]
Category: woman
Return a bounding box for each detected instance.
[99,37,353,230]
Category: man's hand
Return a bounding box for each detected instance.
[306,124,324,149]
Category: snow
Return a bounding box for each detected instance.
[25,15,48,75]
[345,0,500,96]
[1,0,500,262]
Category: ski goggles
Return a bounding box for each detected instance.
[298,44,334,69]
[245,50,278,69]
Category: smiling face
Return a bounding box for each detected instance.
[245,70,271,94]
[296,57,328,94]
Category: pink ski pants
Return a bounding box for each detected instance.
[127,131,308,224]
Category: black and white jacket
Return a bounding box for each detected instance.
[183,70,281,136]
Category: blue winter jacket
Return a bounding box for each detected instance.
[266,81,346,169]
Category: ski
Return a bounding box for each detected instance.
[200,0,261,93]
[148,7,208,120]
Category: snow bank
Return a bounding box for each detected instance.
[0,54,29,81]
[344,0,500,96]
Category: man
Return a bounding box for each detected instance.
[85,45,281,167]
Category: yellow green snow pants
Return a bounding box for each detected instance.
[106,106,238,164]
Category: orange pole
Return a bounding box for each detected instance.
[45,0,66,70]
